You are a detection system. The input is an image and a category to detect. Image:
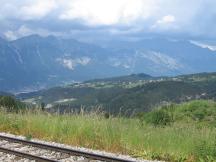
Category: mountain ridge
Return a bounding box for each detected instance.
[1,35,216,92]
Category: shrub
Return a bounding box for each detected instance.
[0,96,25,112]
[145,109,173,126]
[0,96,18,110]
[193,111,205,121]
[104,112,110,119]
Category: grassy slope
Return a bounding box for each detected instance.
[0,100,216,161]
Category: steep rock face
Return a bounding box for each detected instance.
[0,35,125,91]
[106,38,216,75]
[0,37,26,90]
[1,35,216,92]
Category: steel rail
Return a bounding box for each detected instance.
[0,134,136,162]
[0,146,58,162]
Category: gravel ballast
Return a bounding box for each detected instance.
[0,132,159,162]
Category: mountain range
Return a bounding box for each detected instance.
[1,35,216,92]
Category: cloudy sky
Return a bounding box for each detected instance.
[0,0,216,41]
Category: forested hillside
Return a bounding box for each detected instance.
[17,72,216,114]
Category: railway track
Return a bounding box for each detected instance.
[0,134,137,162]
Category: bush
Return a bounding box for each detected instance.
[0,96,17,109]
[193,111,205,121]
[0,96,25,112]
[145,109,173,126]
[104,112,110,119]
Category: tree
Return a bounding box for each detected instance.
[0,96,18,111]
[41,102,45,111]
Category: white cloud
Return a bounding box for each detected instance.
[19,0,57,20]
[57,57,91,70]
[17,25,33,36]
[4,25,63,40]
[60,59,75,70]
[157,15,175,24]
[0,0,215,38]
[0,0,57,20]
[59,0,157,25]
[151,15,177,31]
[4,31,17,40]
[4,25,33,40]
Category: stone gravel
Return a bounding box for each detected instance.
[0,132,159,162]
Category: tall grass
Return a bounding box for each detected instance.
[0,101,216,161]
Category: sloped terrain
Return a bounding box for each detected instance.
[18,72,216,114]
[1,35,216,92]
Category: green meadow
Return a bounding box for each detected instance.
[0,100,216,161]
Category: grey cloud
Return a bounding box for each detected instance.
[0,0,216,41]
